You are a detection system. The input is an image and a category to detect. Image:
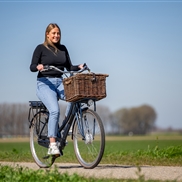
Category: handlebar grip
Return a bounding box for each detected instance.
[83,63,90,72]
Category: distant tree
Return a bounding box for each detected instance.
[113,108,128,134]
[136,105,157,134]
[0,102,114,137]
[0,103,29,137]
[0,102,156,137]
[113,105,157,135]
[96,105,114,134]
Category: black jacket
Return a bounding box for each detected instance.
[30,44,79,78]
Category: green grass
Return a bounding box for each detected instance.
[0,165,120,182]
[0,165,178,182]
[0,135,181,182]
[0,135,182,166]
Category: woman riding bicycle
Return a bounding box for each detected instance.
[30,23,84,156]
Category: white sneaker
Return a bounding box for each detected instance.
[48,142,60,156]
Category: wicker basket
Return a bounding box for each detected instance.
[63,73,109,102]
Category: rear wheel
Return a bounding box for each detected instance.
[73,109,105,169]
[30,111,55,168]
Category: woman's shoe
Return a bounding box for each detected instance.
[48,142,60,156]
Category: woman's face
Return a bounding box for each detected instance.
[47,27,60,44]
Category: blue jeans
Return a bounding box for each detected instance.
[36,77,71,138]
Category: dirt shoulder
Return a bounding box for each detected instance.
[1,162,182,181]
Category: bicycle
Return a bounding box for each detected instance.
[28,65,108,169]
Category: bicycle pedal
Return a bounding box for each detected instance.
[43,155,50,159]
[53,150,63,157]
[54,154,61,158]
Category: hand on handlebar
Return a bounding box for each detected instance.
[78,64,84,69]
[37,64,44,71]
[41,63,90,74]
[81,63,90,72]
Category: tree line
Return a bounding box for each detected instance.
[0,103,29,137]
[111,105,156,135]
[0,103,157,137]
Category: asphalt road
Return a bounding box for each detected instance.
[1,162,182,181]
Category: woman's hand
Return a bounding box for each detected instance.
[37,64,44,71]
[78,64,84,69]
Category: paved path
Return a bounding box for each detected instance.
[1,162,182,181]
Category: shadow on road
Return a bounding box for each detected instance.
[57,164,151,169]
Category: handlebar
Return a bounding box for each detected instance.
[42,63,90,77]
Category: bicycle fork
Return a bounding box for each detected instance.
[76,108,95,144]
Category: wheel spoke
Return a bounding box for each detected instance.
[30,112,55,168]
[73,109,105,169]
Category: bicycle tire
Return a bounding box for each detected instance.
[30,111,55,168]
[73,109,105,169]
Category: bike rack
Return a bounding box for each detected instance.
[28,101,47,128]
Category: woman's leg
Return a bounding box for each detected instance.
[56,78,72,117]
[36,77,60,155]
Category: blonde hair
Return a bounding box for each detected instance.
[43,23,61,53]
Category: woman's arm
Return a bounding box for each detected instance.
[30,45,42,72]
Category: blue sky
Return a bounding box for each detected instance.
[0,0,182,129]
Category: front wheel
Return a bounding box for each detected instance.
[30,111,55,168]
[73,109,105,169]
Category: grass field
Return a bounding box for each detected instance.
[0,135,182,166]
[0,135,182,182]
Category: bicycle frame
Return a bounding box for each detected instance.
[28,98,97,150]
[28,64,106,169]
[57,98,97,150]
